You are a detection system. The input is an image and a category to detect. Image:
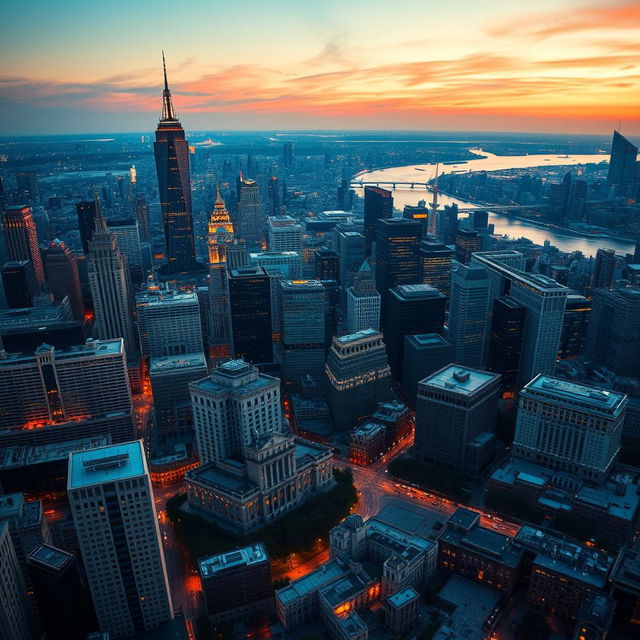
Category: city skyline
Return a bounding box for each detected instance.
[1,0,639,135]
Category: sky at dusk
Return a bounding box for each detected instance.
[1,0,639,135]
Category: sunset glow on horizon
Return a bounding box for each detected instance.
[1,0,639,135]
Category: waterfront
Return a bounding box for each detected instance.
[354,150,637,256]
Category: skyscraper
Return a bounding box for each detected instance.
[0,338,134,448]
[414,365,501,477]
[448,264,491,368]
[136,286,203,358]
[591,247,617,291]
[237,177,264,247]
[383,284,446,378]
[0,521,34,640]
[87,202,137,357]
[1,261,37,308]
[154,53,196,273]
[336,227,365,288]
[43,240,85,321]
[558,293,590,360]
[134,196,151,243]
[75,200,98,254]
[586,286,640,377]
[346,259,381,333]
[419,240,453,298]
[487,296,526,392]
[455,228,481,264]
[279,280,326,383]
[267,215,303,254]
[364,186,393,256]
[68,441,173,638]
[208,186,235,346]
[325,330,392,431]
[228,266,273,364]
[2,205,44,287]
[14,171,40,203]
[513,375,627,485]
[375,218,422,298]
[607,130,639,198]
[314,249,339,281]
[109,218,144,285]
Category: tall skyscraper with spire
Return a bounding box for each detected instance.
[154,53,196,273]
[88,197,137,358]
[208,186,234,346]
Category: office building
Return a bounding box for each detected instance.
[573,593,615,640]
[75,200,98,254]
[88,204,137,357]
[228,266,273,364]
[237,177,264,246]
[591,248,616,291]
[419,240,453,297]
[385,587,420,635]
[487,296,526,391]
[346,259,381,332]
[199,544,273,622]
[455,228,481,264]
[586,286,640,377]
[415,365,501,477]
[364,186,393,256]
[516,525,613,622]
[68,441,173,638]
[401,333,454,405]
[282,141,294,167]
[136,286,203,358]
[134,196,151,243]
[610,547,640,637]
[513,375,627,485]
[154,55,196,273]
[336,227,365,288]
[26,544,96,640]
[187,360,333,531]
[267,215,303,254]
[436,203,458,245]
[150,353,208,440]
[43,240,85,321]
[314,248,339,281]
[375,217,421,296]
[249,251,302,279]
[109,218,144,285]
[438,508,522,593]
[0,338,134,448]
[371,400,413,447]
[558,294,590,360]
[0,521,34,640]
[448,264,491,368]
[279,280,326,383]
[2,205,44,286]
[325,329,392,431]
[2,261,37,308]
[607,130,639,198]
[471,253,568,387]
[403,202,430,236]
[383,284,446,378]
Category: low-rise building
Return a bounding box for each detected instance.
[437,508,522,593]
[385,587,420,635]
[199,544,273,622]
[610,546,640,637]
[370,400,413,449]
[349,423,386,466]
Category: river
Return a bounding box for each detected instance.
[353,150,636,256]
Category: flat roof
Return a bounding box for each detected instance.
[406,333,450,347]
[392,283,445,299]
[187,462,257,495]
[440,525,521,568]
[371,499,445,541]
[149,352,207,372]
[199,543,268,578]
[388,586,419,609]
[27,544,74,571]
[68,440,146,490]
[319,571,367,607]
[335,328,380,344]
[524,375,627,415]
[419,365,500,396]
[276,559,346,604]
[0,338,123,366]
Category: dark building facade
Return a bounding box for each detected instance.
[375,218,422,298]
[75,200,98,254]
[364,186,393,256]
[558,294,590,360]
[1,261,37,308]
[455,228,481,264]
[228,266,273,365]
[607,130,639,198]
[419,240,453,298]
[154,55,196,273]
[487,296,526,392]
[2,205,44,287]
[314,249,339,281]
[591,247,616,291]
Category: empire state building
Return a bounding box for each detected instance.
[154,52,196,273]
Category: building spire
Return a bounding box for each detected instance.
[215,184,223,204]
[93,189,108,232]
[160,51,176,121]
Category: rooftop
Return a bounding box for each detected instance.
[524,375,627,415]
[371,499,445,541]
[392,283,445,300]
[319,571,367,607]
[149,352,207,373]
[276,559,346,604]
[199,543,268,578]
[135,289,199,306]
[419,365,500,396]
[406,333,451,348]
[187,462,257,496]
[0,338,123,366]
[335,328,380,344]
[27,544,74,572]
[387,586,419,609]
[440,523,521,568]
[68,440,146,490]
